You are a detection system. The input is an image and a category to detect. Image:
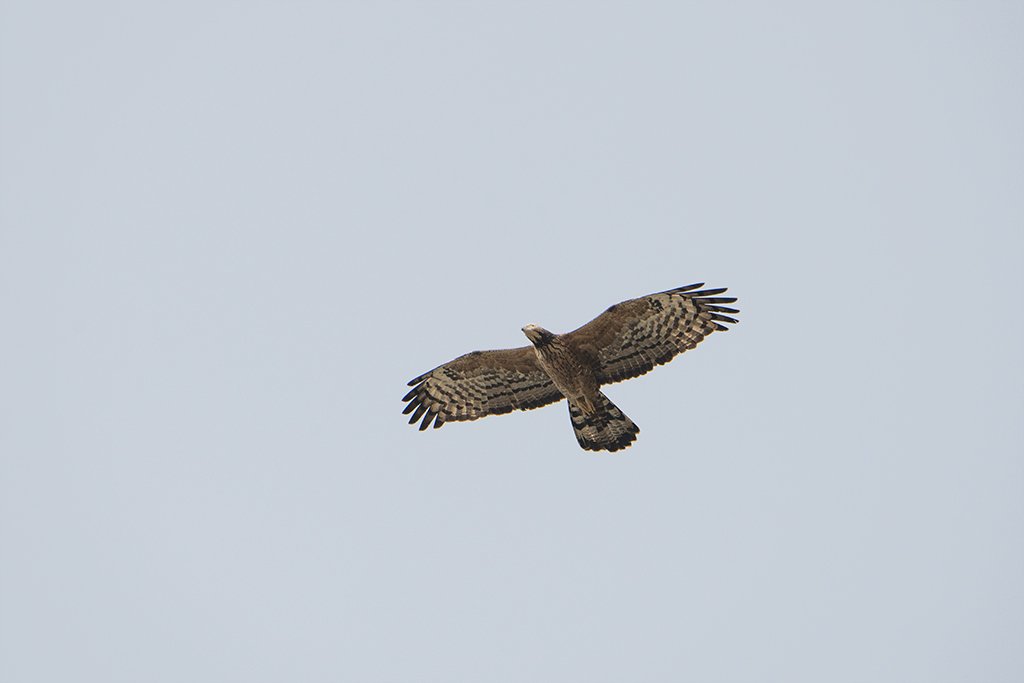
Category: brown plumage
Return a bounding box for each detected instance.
[402,283,739,452]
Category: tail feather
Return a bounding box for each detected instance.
[568,392,639,452]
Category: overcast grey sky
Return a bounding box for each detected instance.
[1,2,1022,681]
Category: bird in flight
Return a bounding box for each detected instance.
[402,283,739,452]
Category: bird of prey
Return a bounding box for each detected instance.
[402,283,739,452]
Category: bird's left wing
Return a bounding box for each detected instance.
[403,346,564,431]
[563,283,739,385]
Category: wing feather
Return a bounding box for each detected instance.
[402,346,564,429]
[564,283,740,385]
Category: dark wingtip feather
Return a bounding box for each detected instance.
[432,415,445,429]
[402,386,420,402]
[408,403,428,424]
[419,411,435,431]
[671,282,704,293]
[402,398,421,415]
[690,287,728,297]
[710,313,739,324]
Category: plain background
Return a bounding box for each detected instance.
[2,2,1022,681]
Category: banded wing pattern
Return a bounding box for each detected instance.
[565,283,739,385]
[402,347,564,431]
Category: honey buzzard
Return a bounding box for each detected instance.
[402,283,739,452]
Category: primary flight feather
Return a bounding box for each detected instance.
[402,283,739,452]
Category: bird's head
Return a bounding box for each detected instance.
[522,324,554,346]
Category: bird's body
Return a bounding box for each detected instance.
[523,325,599,411]
[402,283,738,452]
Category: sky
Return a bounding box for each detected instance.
[1,1,1022,681]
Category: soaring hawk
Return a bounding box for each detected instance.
[402,283,739,452]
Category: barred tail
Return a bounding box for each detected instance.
[568,391,639,453]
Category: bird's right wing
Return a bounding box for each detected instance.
[403,347,564,430]
[563,283,739,385]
